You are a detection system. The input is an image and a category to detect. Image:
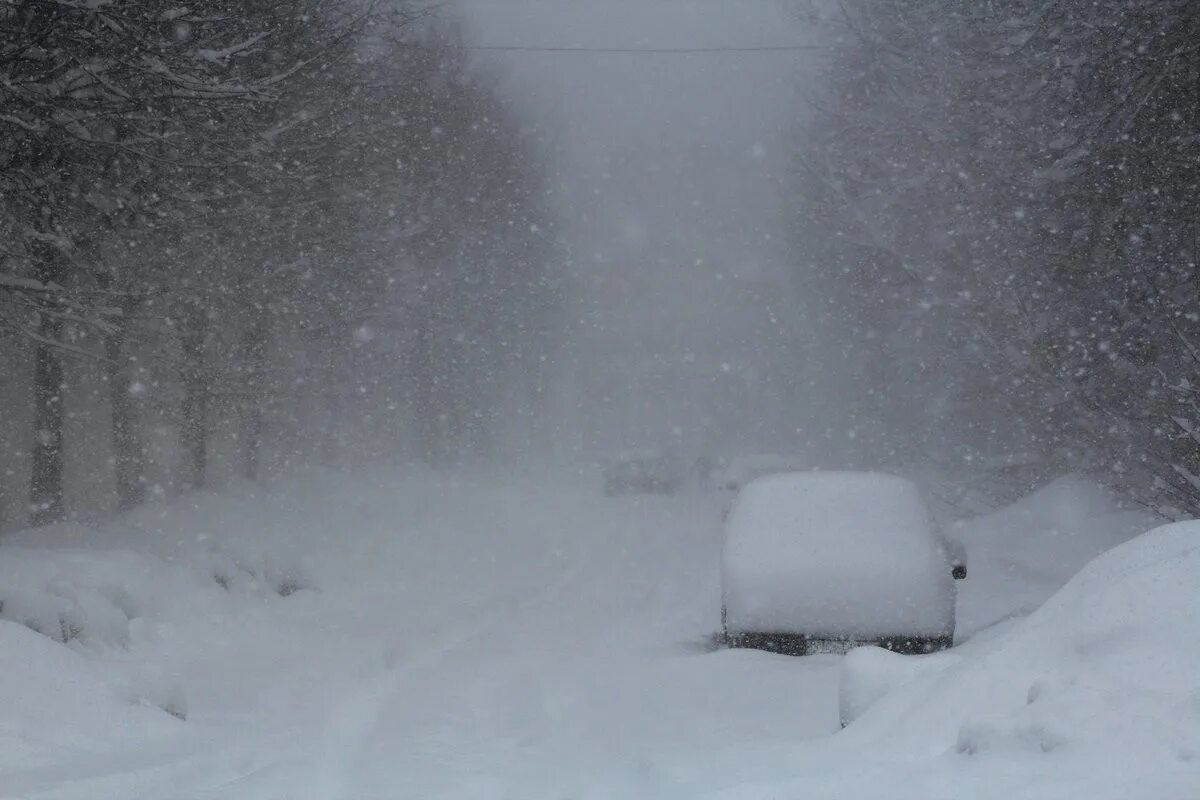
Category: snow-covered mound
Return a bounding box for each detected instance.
[824,522,1200,799]
[838,645,960,727]
[0,470,359,652]
[0,620,182,777]
[3,466,441,596]
[0,543,229,649]
[952,475,1157,635]
[0,466,453,778]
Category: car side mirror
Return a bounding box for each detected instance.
[952,565,967,580]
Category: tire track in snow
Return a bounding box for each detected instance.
[301,497,593,800]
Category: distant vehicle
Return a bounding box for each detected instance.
[713,453,813,515]
[720,471,966,656]
[603,451,682,496]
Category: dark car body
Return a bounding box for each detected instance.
[603,454,681,496]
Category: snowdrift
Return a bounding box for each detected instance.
[826,521,1200,799]
[0,620,182,777]
[838,645,961,728]
[0,467,447,781]
[952,474,1157,635]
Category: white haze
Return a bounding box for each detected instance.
[456,0,818,462]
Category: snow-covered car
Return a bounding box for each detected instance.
[720,471,964,655]
[602,451,682,496]
[712,453,812,516]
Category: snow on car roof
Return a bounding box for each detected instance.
[726,471,934,551]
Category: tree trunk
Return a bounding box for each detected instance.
[105,303,146,510]
[411,320,444,465]
[238,319,268,482]
[179,305,208,490]
[321,377,341,466]
[30,318,65,526]
[29,249,66,527]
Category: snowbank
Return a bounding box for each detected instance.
[817,521,1200,799]
[0,620,181,775]
[838,645,960,727]
[952,475,1157,635]
[0,469,373,658]
[0,466,449,778]
[722,472,954,638]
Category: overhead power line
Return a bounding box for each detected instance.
[450,44,825,54]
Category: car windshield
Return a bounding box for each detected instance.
[0,2,1190,798]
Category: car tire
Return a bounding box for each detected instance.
[726,630,808,656]
[876,634,953,655]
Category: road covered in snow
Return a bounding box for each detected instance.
[278,470,843,800]
[0,468,841,799]
[1,467,1196,800]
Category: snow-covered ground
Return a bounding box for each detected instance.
[0,468,1195,799]
[0,467,839,799]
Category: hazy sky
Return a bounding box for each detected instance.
[453,0,818,453]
